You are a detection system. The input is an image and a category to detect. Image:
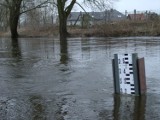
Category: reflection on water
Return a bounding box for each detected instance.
[113,95,146,120]
[11,38,21,59]
[0,37,160,119]
[29,95,46,120]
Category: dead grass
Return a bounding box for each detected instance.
[18,25,59,37]
[1,21,160,38]
[71,20,160,37]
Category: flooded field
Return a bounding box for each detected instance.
[0,37,160,120]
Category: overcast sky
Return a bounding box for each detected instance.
[73,0,160,13]
[115,0,160,12]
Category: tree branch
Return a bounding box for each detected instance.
[19,0,48,15]
[75,1,88,14]
[0,2,9,7]
[65,0,76,17]
[47,1,57,7]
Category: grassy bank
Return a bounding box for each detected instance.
[1,21,160,38]
[69,21,160,37]
[0,26,59,38]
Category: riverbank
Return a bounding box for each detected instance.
[1,21,160,38]
[69,21,160,37]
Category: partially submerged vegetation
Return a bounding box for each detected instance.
[70,20,160,37]
[1,20,160,38]
[0,1,159,38]
[0,0,113,39]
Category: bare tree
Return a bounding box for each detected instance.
[0,0,116,39]
[23,1,57,31]
[83,0,115,11]
[0,4,9,31]
[25,9,42,29]
[56,0,76,38]
[51,0,116,38]
[0,0,48,38]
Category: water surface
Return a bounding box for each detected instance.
[0,37,160,120]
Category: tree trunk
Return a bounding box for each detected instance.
[60,37,68,64]
[9,1,22,38]
[59,16,68,38]
[57,0,68,38]
[57,0,76,38]
[9,13,20,38]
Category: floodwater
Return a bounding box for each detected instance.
[0,37,160,120]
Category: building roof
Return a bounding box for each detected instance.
[67,9,126,22]
[127,14,145,20]
[68,12,82,21]
[104,9,126,21]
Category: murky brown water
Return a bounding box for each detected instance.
[0,37,160,120]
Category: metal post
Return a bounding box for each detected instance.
[112,54,120,94]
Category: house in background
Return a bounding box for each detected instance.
[127,9,146,21]
[67,12,82,26]
[127,11,159,21]
[67,9,126,27]
[103,9,126,22]
[127,14,146,21]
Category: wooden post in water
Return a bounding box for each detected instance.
[138,58,147,95]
